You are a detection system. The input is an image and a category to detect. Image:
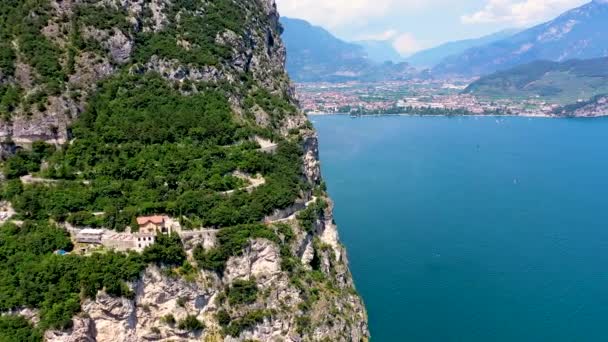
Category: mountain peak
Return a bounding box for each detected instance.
[433,0,608,76]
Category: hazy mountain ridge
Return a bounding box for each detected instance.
[280,17,419,82]
[280,17,371,82]
[434,0,608,76]
[406,29,518,68]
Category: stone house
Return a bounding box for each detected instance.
[135,233,155,250]
[137,215,171,235]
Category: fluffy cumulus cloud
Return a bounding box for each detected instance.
[462,0,588,26]
[392,33,424,56]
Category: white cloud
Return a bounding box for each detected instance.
[357,29,399,41]
[461,0,588,26]
[392,33,424,56]
[355,29,427,56]
[275,0,435,29]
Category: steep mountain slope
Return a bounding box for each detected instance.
[554,93,608,116]
[463,57,608,103]
[406,29,518,68]
[433,0,608,76]
[0,1,368,341]
[280,17,371,82]
[355,40,403,64]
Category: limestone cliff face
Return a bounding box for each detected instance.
[0,0,296,150]
[1,0,369,340]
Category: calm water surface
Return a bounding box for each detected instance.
[313,115,608,342]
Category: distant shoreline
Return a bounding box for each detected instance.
[306,112,608,119]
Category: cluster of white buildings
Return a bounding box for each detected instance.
[74,215,178,253]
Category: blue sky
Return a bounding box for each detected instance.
[275,0,589,55]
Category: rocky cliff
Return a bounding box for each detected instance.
[0,0,368,341]
[553,94,608,117]
[0,0,299,150]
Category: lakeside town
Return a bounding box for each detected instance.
[295,79,560,117]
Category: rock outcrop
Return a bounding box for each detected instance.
[223,239,282,284]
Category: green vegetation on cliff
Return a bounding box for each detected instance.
[0,316,42,342]
[3,73,303,228]
[0,221,145,331]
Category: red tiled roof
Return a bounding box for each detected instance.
[137,215,166,225]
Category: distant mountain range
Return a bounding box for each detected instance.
[280,17,419,82]
[280,17,370,82]
[282,1,608,82]
[406,29,518,68]
[434,0,608,76]
[464,57,608,104]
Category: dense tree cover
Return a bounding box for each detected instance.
[2,73,303,228]
[0,220,199,332]
[74,4,131,33]
[72,74,242,145]
[227,279,258,305]
[142,233,186,267]
[0,316,42,342]
[0,85,22,119]
[0,44,16,78]
[2,141,55,179]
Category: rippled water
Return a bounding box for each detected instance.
[313,115,608,341]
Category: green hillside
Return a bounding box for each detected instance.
[464,58,608,104]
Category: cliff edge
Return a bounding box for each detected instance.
[0,0,368,341]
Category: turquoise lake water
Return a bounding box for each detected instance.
[312,115,608,342]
